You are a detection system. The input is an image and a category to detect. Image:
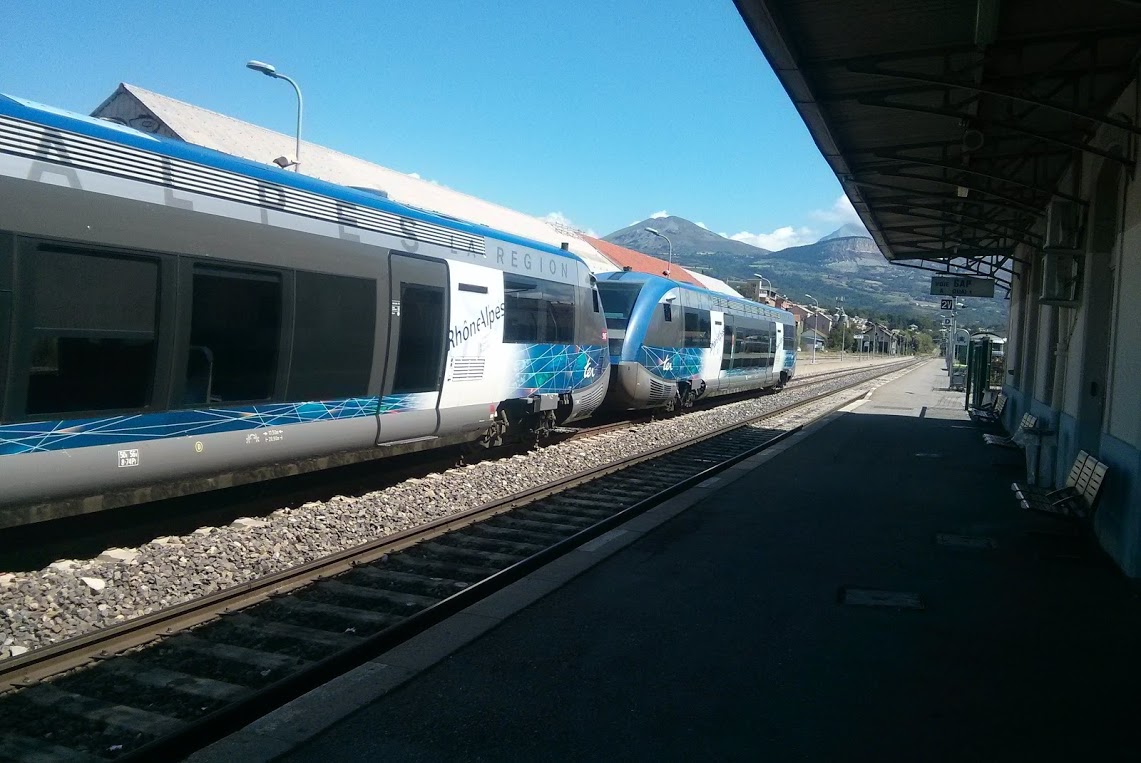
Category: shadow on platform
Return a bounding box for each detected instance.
[278,362,1141,762]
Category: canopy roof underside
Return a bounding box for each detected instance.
[735,0,1141,294]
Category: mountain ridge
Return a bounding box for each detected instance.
[816,222,869,243]
[601,215,1007,329]
[603,216,770,260]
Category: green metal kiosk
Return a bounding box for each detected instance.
[965,332,1006,410]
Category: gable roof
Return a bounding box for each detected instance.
[582,236,704,286]
[92,83,618,275]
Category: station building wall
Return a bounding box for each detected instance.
[1003,79,1141,576]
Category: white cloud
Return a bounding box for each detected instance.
[696,221,708,229]
[543,212,596,238]
[809,194,864,227]
[729,226,816,251]
[543,211,574,227]
[405,171,442,186]
[649,210,669,219]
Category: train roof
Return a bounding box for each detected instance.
[596,270,795,323]
[93,84,622,276]
[0,92,586,266]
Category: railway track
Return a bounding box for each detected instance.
[558,358,912,441]
[0,358,919,762]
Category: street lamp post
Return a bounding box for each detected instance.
[644,227,673,277]
[835,306,847,362]
[804,293,819,364]
[752,273,772,301]
[246,60,303,172]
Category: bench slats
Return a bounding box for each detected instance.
[985,413,1037,448]
[970,392,1007,423]
[1013,450,1108,521]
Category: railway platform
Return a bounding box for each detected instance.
[193,359,1141,762]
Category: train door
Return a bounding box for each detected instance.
[377,254,449,444]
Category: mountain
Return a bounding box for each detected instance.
[769,233,883,271]
[600,218,1008,331]
[604,216,769,261]
[816,223,869,242]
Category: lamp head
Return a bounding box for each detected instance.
[246,60,278,77]
[644,226,661,237]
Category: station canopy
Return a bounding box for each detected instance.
[734,0,1141,294]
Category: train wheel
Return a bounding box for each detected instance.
[679,386,697,409]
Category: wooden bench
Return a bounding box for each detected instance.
[984,413,1037,449]
[1011,450,1109,520]
[969,392,1006,424]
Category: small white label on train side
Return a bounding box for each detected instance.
[117,449,140,468]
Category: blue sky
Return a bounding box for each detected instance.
[4,0,860,248]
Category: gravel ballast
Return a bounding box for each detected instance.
[0,360,919,658]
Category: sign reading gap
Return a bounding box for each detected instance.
[930,275,995,298]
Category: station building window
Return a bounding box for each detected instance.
[25,247,159,416]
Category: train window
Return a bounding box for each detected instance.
[595,281,642,330]
[25,249,158,416]
[730,319,770,369]
[683,309,711,348]
[721,320,734,370]
[663,303,672,322]
[783,326,797,352]
[289,272,376,400]
[392,283,445,394]
[184,267,281,404]
[547,282,575,343]
[503,276,575,344]
[592,289,600,313]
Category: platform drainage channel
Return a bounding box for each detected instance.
[838,587,925,610]
[935,533,998,550]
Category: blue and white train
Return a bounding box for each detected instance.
[0,94,609,527]
[596,271,797,410]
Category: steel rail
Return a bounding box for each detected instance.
[0,358,921,761]
[561,358,913,442]
[0,358,918,692]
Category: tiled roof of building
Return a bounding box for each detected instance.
[581,236,742,296]
[582,236,704,286]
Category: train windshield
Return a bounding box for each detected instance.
[596,281,644,330]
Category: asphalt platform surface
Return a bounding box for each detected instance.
[270,361,1141,761]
